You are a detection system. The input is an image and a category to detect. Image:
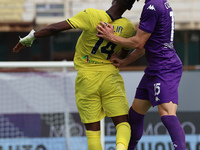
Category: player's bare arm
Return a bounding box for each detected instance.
[96,21,151,50]
[34,21,72,38]
[117,48,130,59]
[13,21,71,53]
[111,48,145,68]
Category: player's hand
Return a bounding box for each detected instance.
[20,29,35,47]
[110,54,125,68]
[13,42,27,53]
[13,29,36,53]
[96,21,114,41]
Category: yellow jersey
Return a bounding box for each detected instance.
[66,8,135,71]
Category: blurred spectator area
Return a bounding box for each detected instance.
[0,0,200,31]
[0,0,34,31]
[0,0,199,68]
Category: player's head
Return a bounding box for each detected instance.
[115,0,139,10]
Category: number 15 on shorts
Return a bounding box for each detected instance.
[154,83,161,101]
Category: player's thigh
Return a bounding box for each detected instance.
[134,74,152,114]
[101,72,129,117]
[158,101,178,117]
[132,98,152,115]
[75,71,105,124]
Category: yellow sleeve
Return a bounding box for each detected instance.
[66,9,92,30]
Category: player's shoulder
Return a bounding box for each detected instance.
[119,17,134,28]
[120,17,131,22]
[83,8,104,14]
[115,17,132,24]
[145,0,161,6]
[112,17,135,37]
[144,0,165,12]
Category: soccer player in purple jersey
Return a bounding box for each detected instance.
[96,0,186,150]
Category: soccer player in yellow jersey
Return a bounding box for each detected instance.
[13,0,138,149]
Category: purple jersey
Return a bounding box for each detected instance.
[139,0,182,75]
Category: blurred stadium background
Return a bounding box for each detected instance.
[0,0,200,150]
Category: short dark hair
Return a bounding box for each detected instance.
[120,0,139,10]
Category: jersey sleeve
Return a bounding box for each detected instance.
[139,3,160,33]
[66,9,92,30]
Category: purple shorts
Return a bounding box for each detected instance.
[135,68,182,106]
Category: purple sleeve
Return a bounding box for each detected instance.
[139,4,159,33]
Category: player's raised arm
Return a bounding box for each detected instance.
[13,20,72,53]
[96,21,150,50]
[111,48,145,68]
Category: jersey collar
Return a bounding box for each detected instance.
[106,11,122,21]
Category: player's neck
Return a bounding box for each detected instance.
[107,5,125,20]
